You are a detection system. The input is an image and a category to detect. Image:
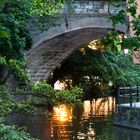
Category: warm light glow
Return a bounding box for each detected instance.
[53,98,115,121]
[83,101,91,119]
[88,40,105,50]
[118,35,122,39]
[53,104,72,122]
[124,49,129,54]
[87,126,95,137]
[51,104,72,138]
[88,44,98,50]
[88,40,98,50]
[54,80,65,90]
[79,47,85,55]
[83,97,115,119]
[54,79,73,90]
[50,97,115,139]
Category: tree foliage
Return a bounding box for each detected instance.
[0,124,38,140]
[0,0,65,84]
[0,85,39,139]
[0,0,66,139]
[57,44,140,97]
[108,0,140,49]
[0,0,140,139]
[0,82,83,139]
[30,82,83,106]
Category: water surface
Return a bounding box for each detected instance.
[7,97,140,140]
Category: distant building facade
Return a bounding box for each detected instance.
[132,0,140,64]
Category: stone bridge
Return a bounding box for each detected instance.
[26,1,128,83]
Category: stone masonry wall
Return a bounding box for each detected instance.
[114,106,140,130]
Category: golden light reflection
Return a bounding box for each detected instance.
[53,104,72,122]
[51,104,72,138]
[88,39,105,50]
[83,101,91,119]
[79,47,86,55]
[50,97,115,139]
[83,97,115,119]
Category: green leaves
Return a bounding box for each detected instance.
[108,0,140,40]
[0,124,38,140]
[0,14,30,60]
[121,37,140,49]
[127,0,137,18]
[0,0,64,86]
[31,82,56,105]
[0,82,82,139]
[9,59,30,84]
[0,84,39,139]
[0,56,6,65]
[0,85,14,122]
[29,82,83,106]
[60,43,140,96]
[100,30,122,52]
[109,10,128,26]
[0,25,12,57]
[27,0,63,16]
[0,25,10,40]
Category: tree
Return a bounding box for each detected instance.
[49,0,140,97]
[0,0,65,84]
[107,0,140,49]
[54,41,140,97]
[0,1,65,139]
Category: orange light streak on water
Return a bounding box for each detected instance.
[51,97,115,139]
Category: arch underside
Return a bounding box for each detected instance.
[27,27,113,82]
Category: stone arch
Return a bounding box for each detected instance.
[27,27,123,83]
[32,17,127,48]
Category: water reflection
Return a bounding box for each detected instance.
[53,105,72,122]
[50,105,73,139]
[83,97,115,119]
[6,97,140,140]
[50,97,115,139]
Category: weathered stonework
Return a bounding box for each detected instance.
[26,27,110,82]
[114,105,140,130]
[6,1,128,86]
[115,126,140,140]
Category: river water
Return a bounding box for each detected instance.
[7,97,140,140]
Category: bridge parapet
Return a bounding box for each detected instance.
[28,0,127,48]
[59,0,126,16]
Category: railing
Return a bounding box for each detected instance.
[117,86,140,107]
